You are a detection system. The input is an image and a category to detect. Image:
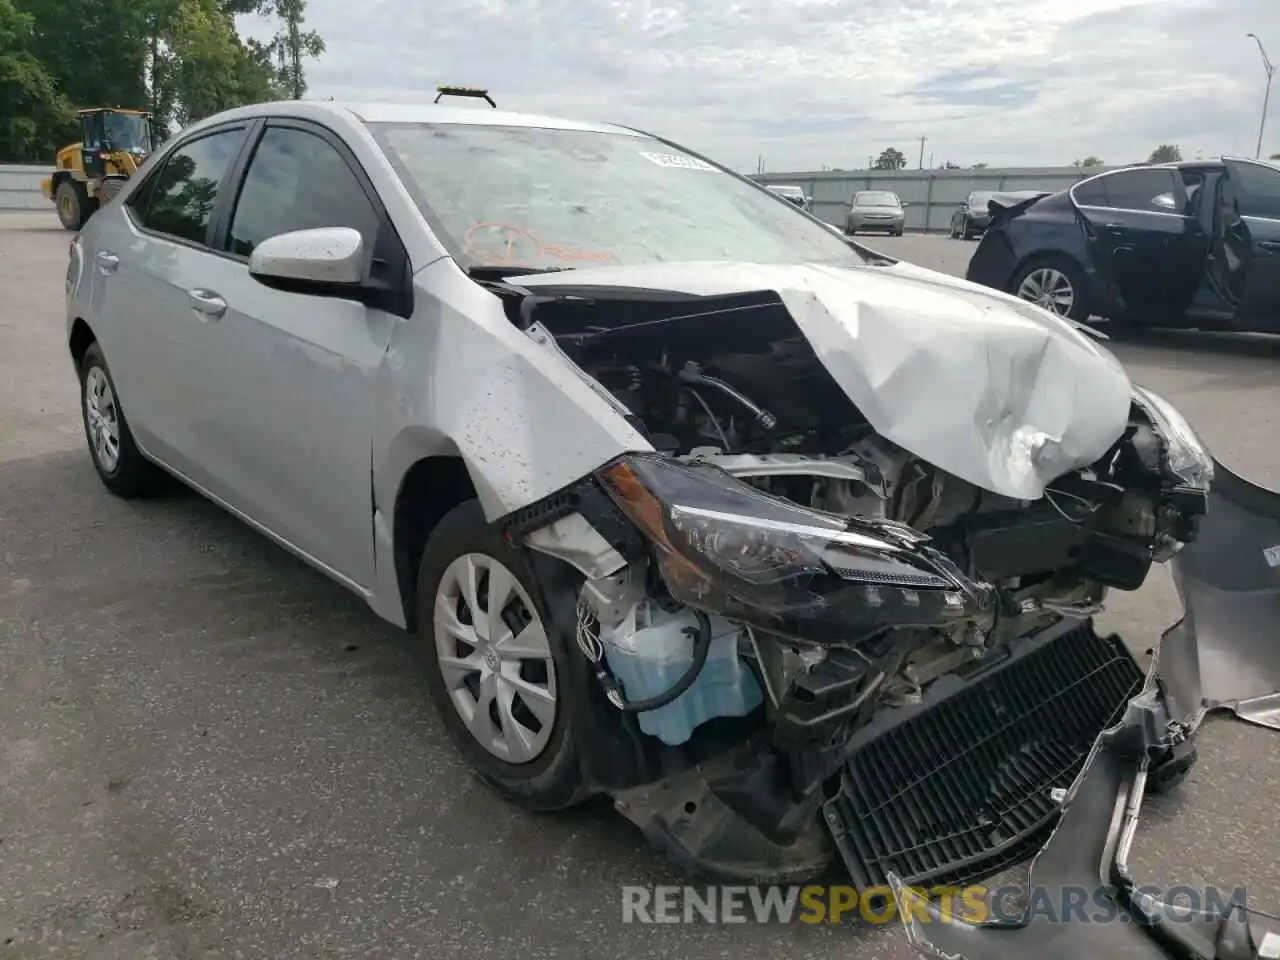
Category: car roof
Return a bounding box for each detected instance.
[182,99,647,137]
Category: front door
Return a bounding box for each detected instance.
[80,113,107,179]
[87,124,249,487]
[192,120,402,587]
[1071,166,1204,320]
[1223,159,1280,329]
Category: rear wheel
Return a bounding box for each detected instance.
[416,500,589,811]
[1011,256,1092,323]
[55,180,94,231]
[78,342,163,497]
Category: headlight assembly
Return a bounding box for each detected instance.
[597,454,994,643]
[1130,385,1214,490]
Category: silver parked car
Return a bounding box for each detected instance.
[69,100,1249,948]
[765,183,810,210]
[845,189,906,235]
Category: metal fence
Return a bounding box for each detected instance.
[0,165,48,212]
[753,166,1116,233]
[1,160,1115,223]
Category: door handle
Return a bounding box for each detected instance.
[96,251,119,273]
[188,288,227,319]
[1259,240,1280,253]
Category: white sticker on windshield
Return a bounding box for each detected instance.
[639,151,716,171]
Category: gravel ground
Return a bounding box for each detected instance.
[2,212,1278,959]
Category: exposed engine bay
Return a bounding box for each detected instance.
[498,284,1213,887]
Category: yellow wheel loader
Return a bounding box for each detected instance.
[41,107,155,231]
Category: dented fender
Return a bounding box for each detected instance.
[372,257,651,524]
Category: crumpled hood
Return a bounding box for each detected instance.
[512,259,1133,501]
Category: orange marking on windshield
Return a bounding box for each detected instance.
[463,221,617,266]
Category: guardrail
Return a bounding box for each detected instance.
[753,165,1116,233]
[0,164,48,212]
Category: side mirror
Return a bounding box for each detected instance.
[249,227,366,296]
[901,200,910,208]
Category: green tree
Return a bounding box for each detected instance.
[0,0,72,161]
[1149,144,1182,163]
[874,147,907,170]
[159,0,283,125]
[6,0,322,159]
[1074,156,1104,168]
[264,0,324,99]
[1271,152,1280,160]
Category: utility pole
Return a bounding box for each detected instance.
[1247,33,1275,158]
[918,136,927,169]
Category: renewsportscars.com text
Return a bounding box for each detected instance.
[621,884,1249,925]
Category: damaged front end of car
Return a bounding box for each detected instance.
[473,259,1226,899]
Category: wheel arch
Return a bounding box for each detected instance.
[390,452,479,631]
[69,317,96,368]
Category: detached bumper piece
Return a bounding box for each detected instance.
[887,457,1280,959]
[824,619,1144,890]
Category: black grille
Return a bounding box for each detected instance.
[824,621,1143,890]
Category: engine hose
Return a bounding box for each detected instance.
[595,610,713,714]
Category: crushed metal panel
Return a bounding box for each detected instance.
[513,260,1133,501]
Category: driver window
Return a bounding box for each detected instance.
[226,126,381,258]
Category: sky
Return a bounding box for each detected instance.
[239,0,1280,174]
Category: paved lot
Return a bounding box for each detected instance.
[2,213,1279,959]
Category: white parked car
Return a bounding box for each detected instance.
[67,100,1230,926]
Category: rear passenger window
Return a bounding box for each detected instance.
[1072,178,1109,207]
[139,128,244,244]
[225,126,381,257]
[1095,169,1180,213]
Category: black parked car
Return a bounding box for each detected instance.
[966,158,1280,328]
[949,191,1000,239]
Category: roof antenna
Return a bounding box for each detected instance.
[434,85,497,108]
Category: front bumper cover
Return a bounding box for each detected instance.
[891,457,1280,959]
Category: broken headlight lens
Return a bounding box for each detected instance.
[597,454,992,641]
[1131,385,1214,490]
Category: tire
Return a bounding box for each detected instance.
[416,500,589,811]
[892,229,904,237]
[949,220,959,239]
[55,180,95,231]
[1010,255,1092,323]
[78,342,163,497]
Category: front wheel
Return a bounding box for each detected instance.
[1011,256,1092,322]
[55,180,95,231]
[416,500,590,811]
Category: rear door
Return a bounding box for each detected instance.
[1223,159,1280,327]
[89,123,251,485]
[1070,167,1205,318]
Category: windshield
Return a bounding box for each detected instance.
[968,192,997,207]
[102,112,152,153]
[372,123,863,270]
[854,191,900,208]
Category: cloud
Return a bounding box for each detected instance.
[240,0,1280,172]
